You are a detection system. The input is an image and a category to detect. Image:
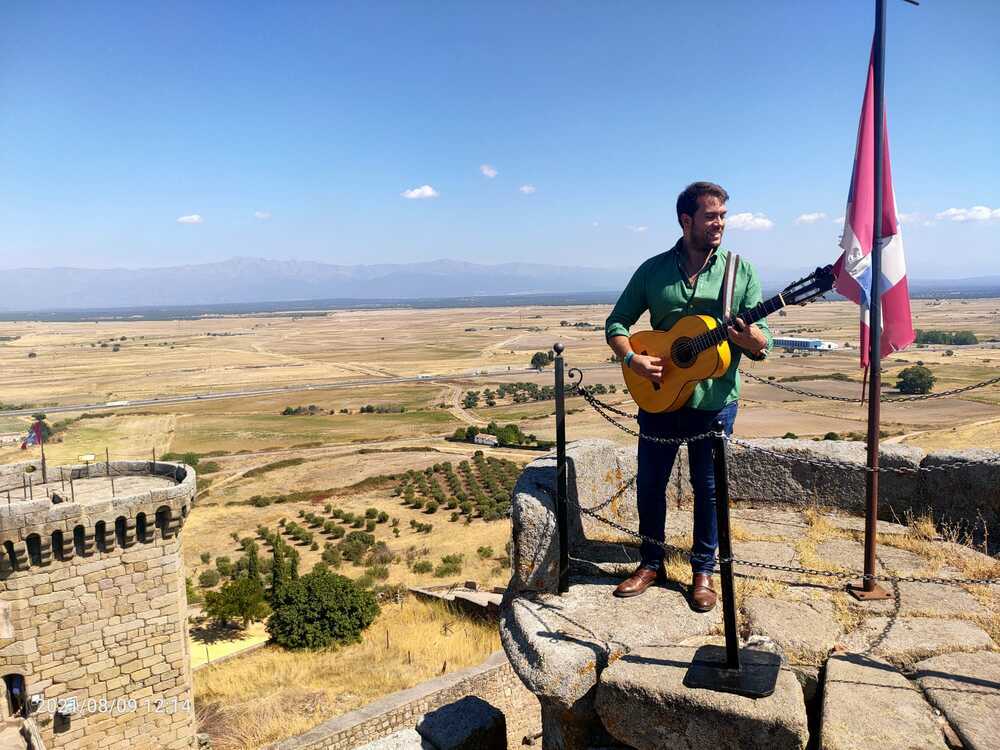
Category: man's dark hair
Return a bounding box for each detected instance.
[676,182,729,227]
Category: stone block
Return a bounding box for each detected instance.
[595,639,809,750]
[821,653,948,750]
[416,695,506,750]
[356,728,434,749]
[914,650,1000,750]
[744,596,840,665]
[836,617,995,667]
[919,449,1000,532]
[501,579,719,712]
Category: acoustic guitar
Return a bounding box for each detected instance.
[622,265,835,413]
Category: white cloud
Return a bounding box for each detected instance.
[625,225,648,233]
[176,214,203,224]
[727,212,774,231]
[401,185,439,200]
[519,184,536,194]
[254,210,272,221]
[592,221,600,227]
[834,216,845,224]
[479,164,498,178]
[935,206,1000,222]
[896,211,919,224]
[795,212,827,225]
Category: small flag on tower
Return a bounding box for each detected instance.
[833,42,915,367]
[20,422,43,450]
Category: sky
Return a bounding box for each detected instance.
[1,0,998,279]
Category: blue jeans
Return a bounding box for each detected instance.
[636,402,738,575]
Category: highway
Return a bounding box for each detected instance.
[0,364,618,418]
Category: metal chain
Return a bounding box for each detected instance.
[548,486,1000,587]
[577,387,636,419]
[580,390,715,447]
[576,382,1000,475]
[583,472,637,514]
[739,368,1000,403]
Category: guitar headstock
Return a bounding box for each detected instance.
[781,265,835,306]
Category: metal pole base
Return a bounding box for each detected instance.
[683,645,781,699]
[846,582,892,601]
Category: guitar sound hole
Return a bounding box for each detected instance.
[671,338,696,368]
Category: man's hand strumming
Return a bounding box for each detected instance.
[630,354,664,385]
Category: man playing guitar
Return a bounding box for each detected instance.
[604,181,771,611]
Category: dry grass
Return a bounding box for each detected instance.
[194,596,500,750]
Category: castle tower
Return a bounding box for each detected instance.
[0,459,197,750]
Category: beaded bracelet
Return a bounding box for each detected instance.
[623,351,635,370]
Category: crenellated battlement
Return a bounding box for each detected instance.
[0,458,198,749]
[0,461,196,577]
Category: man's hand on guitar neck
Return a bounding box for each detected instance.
[726,318,768,357]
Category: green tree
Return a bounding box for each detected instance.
[896,365,935,395]
[266,569,379,650]
[530,351,549,370]
[244,540,261,582]
[204,578,270,629]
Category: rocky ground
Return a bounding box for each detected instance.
[503,440,1000,750]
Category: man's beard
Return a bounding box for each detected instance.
[693,229,722,254]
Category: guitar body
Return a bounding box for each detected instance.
[623,315,732,413]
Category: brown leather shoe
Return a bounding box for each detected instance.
[689,573,717,612]
[613,566,662,598]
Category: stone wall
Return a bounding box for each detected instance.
[0,461,197,750]
[510,438,1000,594]
[267,651,540,750]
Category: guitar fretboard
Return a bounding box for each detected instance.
[686,294,786,356]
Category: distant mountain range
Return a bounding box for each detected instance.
[0,257,630,312]
[0,257,996,314]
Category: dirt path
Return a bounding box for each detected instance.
[447,385,487,426]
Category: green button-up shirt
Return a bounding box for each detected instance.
[605,239,773,411]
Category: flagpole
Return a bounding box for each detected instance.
[40,425,47,485]
[853,0,890,600]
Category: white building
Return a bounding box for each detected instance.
[473,433,499,447]
[773,337,839,352]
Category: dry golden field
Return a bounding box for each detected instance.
[2,297,998,747]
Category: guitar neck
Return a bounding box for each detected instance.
[691,293,786,354]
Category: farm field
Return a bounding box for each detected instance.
[2,296,998,747]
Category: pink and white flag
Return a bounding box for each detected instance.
[833,44,914,368]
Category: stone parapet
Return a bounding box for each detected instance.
[0,462,195,577]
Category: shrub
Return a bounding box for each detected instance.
[322,546,342,567]
[412,560,433,574]
[200,551,212,564]
[198,569,221,588]
[377,511,389,523]
[365,507,378,519]
[204,578,270,628]
[782,432,798,439]
[365,565,390,580]
[477,546,494,559]
[365,519,376,532]
[434,553,464,578]
[424,501,438,514]
[822,432,841,441]
[897,365,935,395]
[215,557,234,577]
[185,577,201,604]
[266,570,379,650]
